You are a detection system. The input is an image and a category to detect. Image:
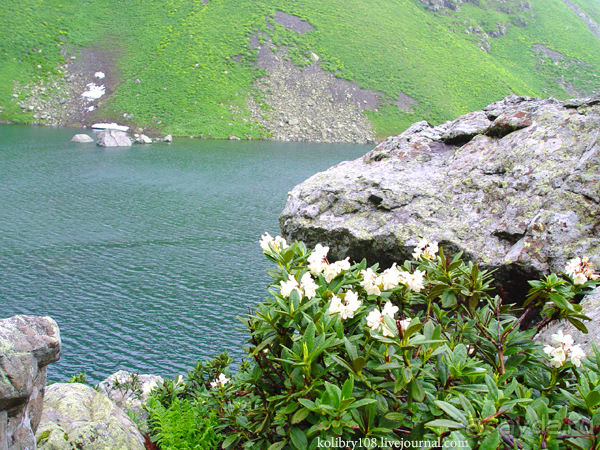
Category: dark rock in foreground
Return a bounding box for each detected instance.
[0,315,61,450]
[280,95,600,298]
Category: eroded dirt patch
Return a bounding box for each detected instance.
[12,45,120,127]
[246,36,381,143]
[273,11,315,34]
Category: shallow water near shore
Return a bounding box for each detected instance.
[0,125,371,383]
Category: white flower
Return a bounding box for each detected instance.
[412,238,439,260]
[360,268,382,296]
[398,270,426,293]
[544,330,586,368]
[366,301,399,337]
[548,347,567,368]
[570,344,586,367]
[308,244,329,275]
[564,256,599,284]
[564,257,582,278]
[280,275,300,298]
[366,309,383,330]
[382,301,399,317]
[300,272,318,299]
[260,233,288,253]
[210,373,230,388]
[398,318,411,332]
[573,272,587,285]
[329,290,361,320]
[328,295,343,315]
[381,264,402,290]
[323,258,351,283]
[551,330,574,349]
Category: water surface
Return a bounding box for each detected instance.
[0,125,370,382]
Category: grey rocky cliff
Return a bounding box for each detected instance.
[280,95,600,298]
[0,315,61,450]
[36,383,145,450]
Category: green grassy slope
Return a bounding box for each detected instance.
[1,0,599,139]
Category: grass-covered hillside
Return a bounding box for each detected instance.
[1,0,600,141]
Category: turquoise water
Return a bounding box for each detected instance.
[0,125,370,383]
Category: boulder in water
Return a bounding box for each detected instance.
[97,129,132,147]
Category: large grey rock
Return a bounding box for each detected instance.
[36,383,145,450]
[280,95,600,298]
[70,134,94,143]
[97,371,163,434]
[96,130,131,147]
[536,288,600,353]
[0,315,61,450]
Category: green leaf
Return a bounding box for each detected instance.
[342,375,354,400]
[385,412,405,421]
[441,290,457,308]
[478,431,499,450]
[347,398,377,409]
[292,407,311,424]
[425,419,466,429]
[290,427,307,450]
[586,390,600,410]
[485,375,499,402]
[352,356,366,374]
[410,379,425,402]
[434,400,467,425]
[222,434,239,449]
[267,441,287,450]
[567,317,589,333]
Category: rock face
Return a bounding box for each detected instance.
[97,371,163,434]
[0,315,61,450]
[536,288,600,352]
[36,383,145,450]
[96,129,132,147]
[280,95,600,299]
[70,134,94,143]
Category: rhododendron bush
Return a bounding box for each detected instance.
[213,235,600,450]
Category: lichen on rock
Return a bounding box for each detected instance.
[280,95,600,300]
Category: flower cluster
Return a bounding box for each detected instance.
[308,243,351,282]
[564,256,599,285]
[543,330,586,368]
[412,238,439,260]
[366,301,405,337]
[260,233,288,253]
[210,373,230,389]
[329,290,362,320]
[280,272,318,300]
[361,264,425,294]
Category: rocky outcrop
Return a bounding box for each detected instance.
[96,129,132,147]
[97,371,163,434]
[0,315,61,450]
[280,95,600,299]
[70,134,94,143]
[36,383,145,450]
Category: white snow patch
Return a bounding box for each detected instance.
[95,72,105,79]
[91,123,129,131]
[87,106,95,111]
[81,83,105,100]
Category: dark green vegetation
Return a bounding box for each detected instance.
[144,240,600,449]
[1,0,600,139]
